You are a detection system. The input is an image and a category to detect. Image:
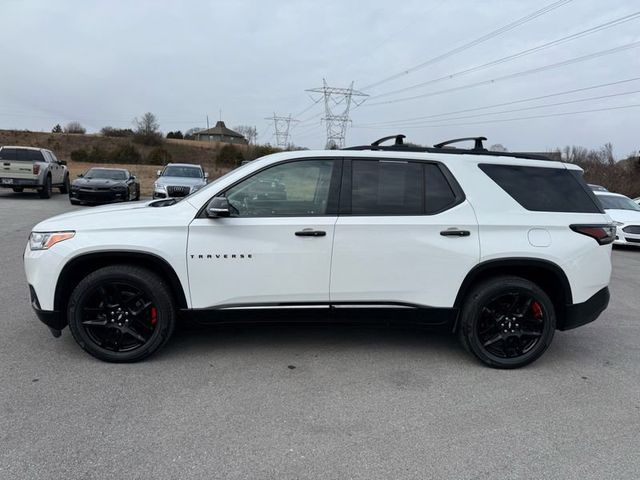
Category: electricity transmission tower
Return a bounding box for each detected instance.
[306,79,368,149]
[265,114,298,148]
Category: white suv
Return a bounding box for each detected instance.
[24,135,614,368]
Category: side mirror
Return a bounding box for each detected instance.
[157,170,162,177]
[78,173,84,178]
[206,197,231,218]
[204,172,209,179]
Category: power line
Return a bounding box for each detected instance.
[360,0,574,91]
[354,77,640,127]
[363,40,640,107]
[368,11,640,101]
[361,88,640,126]
[353,103,640,129]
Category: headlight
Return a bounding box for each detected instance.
[191,185,202,193]
[154,183,166,191]
[29,231,75,251]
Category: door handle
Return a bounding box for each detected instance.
[295,229,326,237]
[440,229,471,237]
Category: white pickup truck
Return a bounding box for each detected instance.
[0,146,69,198]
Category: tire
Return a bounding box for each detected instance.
[135,187,140,201]
[12,187,23,193]
[59,174,70,194]
[38,175,52,199]
[457,276,556,369]
[67,265,176,362]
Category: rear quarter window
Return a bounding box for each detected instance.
[479,164,602,213]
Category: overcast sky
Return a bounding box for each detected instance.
[2,0,639,156]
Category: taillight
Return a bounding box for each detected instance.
[33,164,40,175]
[570,224,616,245]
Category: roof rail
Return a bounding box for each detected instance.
[371,134,406,147]
[343,134,554,161]
[434,136,487,151]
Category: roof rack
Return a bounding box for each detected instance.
[343,134,553,161]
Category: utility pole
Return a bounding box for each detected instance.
[265,113,299,148]
[306,79,368,149]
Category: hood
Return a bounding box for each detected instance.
[605,208,640,223]
[32,198,198,232]
[155,176,205,187]
[72,177,127,188]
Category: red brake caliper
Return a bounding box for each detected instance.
[150,306,158,326]
[531,301,543,319]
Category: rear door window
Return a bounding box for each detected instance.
[479,164,602,213]
[425,163,457,214]
[351,160,423,215]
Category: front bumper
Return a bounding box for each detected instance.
[613,225,640,246]
[560,287,610,331]
[70,188,127,204]
[29,285,65,335]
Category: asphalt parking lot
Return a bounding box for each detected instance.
[1,190,639,480]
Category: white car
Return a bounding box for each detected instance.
[595,191,640,246]
[24,135,614,368]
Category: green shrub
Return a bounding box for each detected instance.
[70,149,89,162]
[217,144,244,167]
[146,147,172,164]
[108,144,141,164]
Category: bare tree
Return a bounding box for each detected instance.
[133,112,162,146]
[64,121,86,134]
[489,143,508,152]
[233,125,258,145]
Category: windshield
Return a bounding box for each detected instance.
[85,168,127,180]
[162,166,203,178]
[598,194,640,211]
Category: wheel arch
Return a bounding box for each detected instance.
[453,258,572,331]
[54,251,188,320]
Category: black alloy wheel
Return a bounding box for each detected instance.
[458,276,555,369]
[476,292,545,359]
[68,265,176,362]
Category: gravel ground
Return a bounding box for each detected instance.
[1,190,639,479]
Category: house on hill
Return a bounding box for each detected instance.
[193,121,247,145]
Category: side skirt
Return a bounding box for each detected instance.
[180,302,458,328]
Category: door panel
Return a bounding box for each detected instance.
[330,203,479,307]
[330,158,479,308]
[188,217,337,308]
[187,158,340,309]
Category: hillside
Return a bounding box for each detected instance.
[0,129,246,195]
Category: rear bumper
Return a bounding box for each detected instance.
[0,178,39,187]
[560,287,609,331]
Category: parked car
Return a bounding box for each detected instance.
[0,146,69,198]
[69,167,140,205]
[588,184,608,192]
[594,191,640,247]
[25,135,613,368]
[153,163,208,199]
